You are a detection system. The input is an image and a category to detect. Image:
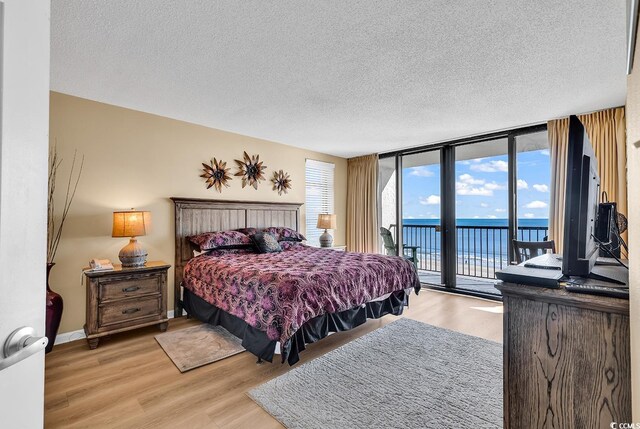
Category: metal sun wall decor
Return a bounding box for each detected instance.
[201,158,232,192]
[234,151,267,189]
[271,170,292,196]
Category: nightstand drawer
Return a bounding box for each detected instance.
[99,274,161,302]
[99,295,162,327]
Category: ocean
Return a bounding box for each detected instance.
[399,218,549,274]
[403,218,548,228]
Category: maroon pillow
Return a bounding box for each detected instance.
[263,227,306,242]
[279,241,305,251]
[235,227,260,236]
[188,230,252,251]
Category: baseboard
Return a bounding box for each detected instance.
[54,328,86,345]
[54,309,176,345]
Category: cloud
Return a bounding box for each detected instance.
[456,183,493,196]
[420,195,440,205]
[480,202,489,208]
[533,184,549,192]
[523,213,535,218]
[456,174,506,196]
[470,160,508,173]
[409,166,434,177]
[517,179,528,190]
[458,173,484,185]
[524,200,548,209]
[486,215,497,219]
[495,208,506,213]
[540,149,550,156]
[484,182,506,191]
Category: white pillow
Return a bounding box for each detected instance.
[193,249,208,258]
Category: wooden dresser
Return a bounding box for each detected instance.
[496,282,631,428]
[84,261,170,349]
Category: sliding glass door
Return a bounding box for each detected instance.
[401,150,443,286]
[378,156,397,249]
[455,139,509,294]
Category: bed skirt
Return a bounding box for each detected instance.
[182,288,414,365]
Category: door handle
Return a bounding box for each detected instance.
[0,327,48,372]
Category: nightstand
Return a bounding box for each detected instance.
[83,261,170,349]
[318,245,346,251]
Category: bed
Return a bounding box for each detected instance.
[172,197,420,365]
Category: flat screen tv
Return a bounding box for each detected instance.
[561,115,600,277]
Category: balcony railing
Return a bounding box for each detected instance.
[392,224,549,279]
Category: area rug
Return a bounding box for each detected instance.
[155,324,245,372]
[249,318,502,429]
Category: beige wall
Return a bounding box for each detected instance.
[49,92,347,334]
[627,39,640,418]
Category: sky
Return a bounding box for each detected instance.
[402,149,551,219]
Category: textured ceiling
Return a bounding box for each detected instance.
[51,0,627,158]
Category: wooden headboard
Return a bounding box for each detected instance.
[171,197,302,316]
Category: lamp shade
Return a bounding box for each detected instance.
[317,213,337,230]
[112,210,150,237]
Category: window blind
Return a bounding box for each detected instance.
[305,159,335,246]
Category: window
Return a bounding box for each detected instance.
[379,123,548,299]
[305,159,335,246]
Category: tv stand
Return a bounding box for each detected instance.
[496,281,631,428]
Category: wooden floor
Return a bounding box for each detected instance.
[419,271,501,296]
[44,290,503,428]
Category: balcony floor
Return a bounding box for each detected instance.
[418,270,501,297]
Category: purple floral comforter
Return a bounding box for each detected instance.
[183,243,420,344]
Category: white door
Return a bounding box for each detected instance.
[0,1,50,428]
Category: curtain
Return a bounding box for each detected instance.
[346,154,379,253]
[548,107,627,252]
[578,108,628,247]
[548,118,570,252]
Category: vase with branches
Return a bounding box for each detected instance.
[48,147,84,263]
[45,145,84,353]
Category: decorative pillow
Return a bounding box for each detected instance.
[252,232,282,253]
[263,226,306,242]
[188,230,252,251]
[279,241,305,251]
[235,227,260,236]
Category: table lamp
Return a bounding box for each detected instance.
[317,213,337,248]
[112,210,150,267]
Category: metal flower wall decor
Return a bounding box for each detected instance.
[271,170,292,196]
[234,151,267,189]
[201,158,232,192]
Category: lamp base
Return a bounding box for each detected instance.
[319,230,333,248]
[118,237,148,267]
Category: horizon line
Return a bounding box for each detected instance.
[403,217,549,220]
